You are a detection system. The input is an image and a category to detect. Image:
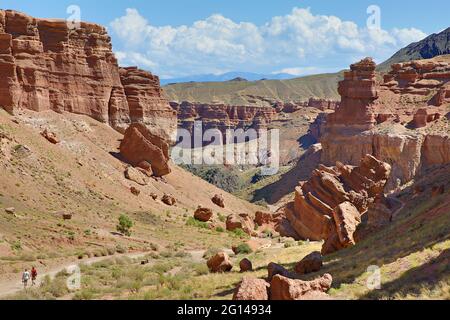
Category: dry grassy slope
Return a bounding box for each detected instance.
[198,164,450,300]
[0,109,261,280]
[163,73,342,106]
[27,164,448,300]
[310,164,450,299]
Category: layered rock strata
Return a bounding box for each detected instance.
[0,10,176,138]
[285,154,391,254]
[321,56,450,190]
[169,101,277,144]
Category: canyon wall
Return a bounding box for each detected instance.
[321,56,450,190]
[170,101,278,144]
[0,10,176,139]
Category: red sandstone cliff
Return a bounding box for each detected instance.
[170,101,278,143]
[321,56,450,190]
[0,10,176,139]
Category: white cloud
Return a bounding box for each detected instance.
[110,7,427,77]
[391,27,427,47]
[274,67,318,76]
[115,51,157,69]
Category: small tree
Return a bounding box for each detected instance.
[117,215,133,236]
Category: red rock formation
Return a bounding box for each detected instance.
[321,56,450,190]
[413,107,442,128]
[120,67,176,140]
[207,252,233,273]
[0,10,176,138]
[422,135,450,166]
[239,258,253,273]
[270,274,332,301]
[162,194,177,206]
[211,194,225,208]
[194,206,213,222]
[308,98,339,111]
[120,123,171,177]
[233,277,269,300]
[40,129,59,144]
[253,209,300,239]
[286,154,391,254]
[226,213,255,236]
[170,101,278,144]
[327,58,378,131]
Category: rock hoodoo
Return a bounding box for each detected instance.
[321,56,450,190]
[0,10,176,138]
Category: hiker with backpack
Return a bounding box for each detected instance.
[22,269,31,289]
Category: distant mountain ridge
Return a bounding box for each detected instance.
[378,27,450,70]
[160,71,296,85]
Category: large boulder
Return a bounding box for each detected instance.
[124,167,149,186]
[226,213,255,236]
[294,251,323,275]
[270,274,332,300]
[267,263,294,282]
[40,129,59,144]
[211,194,225,208]
[162,194,176,206]
[239,258,253,273]
[4,207,15,215]
[207,252,233,273]
[233,277,269,300]
[130,187,141,196]
[120,123,171,177]
[194,207,213,222]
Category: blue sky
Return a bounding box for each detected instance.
[2,0,449,79]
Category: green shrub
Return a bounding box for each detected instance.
[11,240,22,251]
[234,243,253,255]
[193,263,209,276]
[115,244,127,254]
[116,215,133,236]
[231,228,249,239]
[186,217,209,229]
[73,289,95,300]
[215,226,225,233]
